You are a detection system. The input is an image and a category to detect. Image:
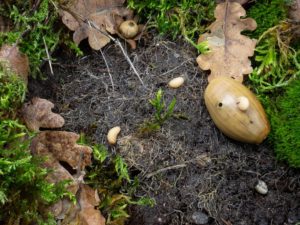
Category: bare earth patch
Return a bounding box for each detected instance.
[29,34,300,225]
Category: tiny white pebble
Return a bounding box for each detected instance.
[237,96,250,111]
[255,180,268,195]
[168,77,185,89]
[107,126,121,145]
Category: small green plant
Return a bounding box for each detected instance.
[86,144,155,225]
[150,88,176,126]
[139,88,176,135]
[127,0,215,41]
[248,22,300,94]
[0,66,26,119]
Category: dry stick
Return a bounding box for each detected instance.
[43,37,54,75]
[100,48,115,92]
[87,20,145,87]
[145,164,187,179]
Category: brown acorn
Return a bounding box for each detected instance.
[119,20,139,39]
[204,77,270,144]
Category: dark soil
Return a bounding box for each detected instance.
[29,35,300,225]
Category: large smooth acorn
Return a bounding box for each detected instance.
[204,77,270,144]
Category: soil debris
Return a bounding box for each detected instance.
[29,35,300,225]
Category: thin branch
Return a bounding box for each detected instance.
[100,48,115,92]
[145,164,186,178]
[87,20,145,87]
[43,37,54,75]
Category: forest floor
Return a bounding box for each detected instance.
[28,33,300,225]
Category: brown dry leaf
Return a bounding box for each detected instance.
[21,97,65,132]
[30,131,92,170]
[60,0,139,50]
[63,184,106,225]
[196,1,257,82]
[0,44,29,83]
[217,0,249,4]
[30,131,93,219]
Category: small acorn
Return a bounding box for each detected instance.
[119,20,139,39]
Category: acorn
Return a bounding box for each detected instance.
[119,20,139,39]
[204,77,270,144]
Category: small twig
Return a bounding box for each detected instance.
[145,164,186,179]
[115,38,145,87]
[86,20,145,87]
[43,37,54,75]
[100,49,115,92]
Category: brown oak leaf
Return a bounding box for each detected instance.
[0,44,29,83]
[196,1,257,82]
[21,97,65,132]
[60,0,140,50]
[62,184,106,225]
[30,131,92,170]
[216,0,249,5]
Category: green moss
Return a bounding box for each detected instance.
[85,143,154,225]
[247,0,289,38]
[0,0,61,77]
[268,79,300,167]
[0,67,72,224]
[127,0,215,41]
[0,66,26,119]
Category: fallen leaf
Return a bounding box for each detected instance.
[30,131,94,220]
[196,1,257,82]
[30,131,92,170]
[60,0,142,50]
[63,184,106,225]
[217,0,249,5]
[21,97,65,132]
[0,44,29,83]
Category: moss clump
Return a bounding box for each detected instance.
[0,66,26,119]
[0,68,71,224]
[247,0,289,38]
[269,78,300,167]
[0,0,60,77]
[127,0,215,41]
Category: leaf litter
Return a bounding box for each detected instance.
[29,33,300,224]
[60,0,143,50]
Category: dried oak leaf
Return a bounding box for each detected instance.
[60,0,137,50]
[21,97,65,132]
[30,130,93,221]
[0,44,29,83]
[63,184,106,225]
[30,131,92,170]
[216,0,249,5]
[196,2,257,82]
